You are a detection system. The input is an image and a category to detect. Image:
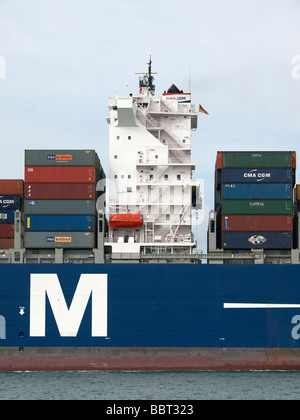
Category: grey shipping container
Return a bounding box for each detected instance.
[24,200,96,215]
[25,150,101,169]
[222,231,292,249]
[25,231,95,249]
[220,168,293,184]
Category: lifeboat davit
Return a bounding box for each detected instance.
[109,213,143,229]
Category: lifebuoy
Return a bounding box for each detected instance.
[167,236,172,242]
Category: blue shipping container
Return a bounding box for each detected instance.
[222,183,292,199]
[0,211,15,224]
[25,215,95,231]
[221,168,293,184]
[0,195,21,210]
[222,231,292,249]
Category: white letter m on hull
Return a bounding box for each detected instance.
[30,274,107,337]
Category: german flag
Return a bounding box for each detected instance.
[199,105,209,115]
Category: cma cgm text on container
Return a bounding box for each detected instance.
[218,168,294,184]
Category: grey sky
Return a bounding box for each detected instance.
[0,0,299,251]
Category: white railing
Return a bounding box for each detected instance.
[137,104,157,127]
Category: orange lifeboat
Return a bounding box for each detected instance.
[109,213,143,229]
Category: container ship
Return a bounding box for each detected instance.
[0,59,300,371]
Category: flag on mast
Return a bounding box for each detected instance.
[199,105,209,115]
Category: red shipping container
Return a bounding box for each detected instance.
[24,183,96,200]
[0,180,24,195]
[0,224,14,238]
[25,167,97,183]
[292,152,296,169]
[0,238,14,249]
[216,153,222,169]
[222,215,293,232]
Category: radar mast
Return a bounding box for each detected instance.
[135,56,157,96]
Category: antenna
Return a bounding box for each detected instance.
[189,56,191,93]
[135,55,157,96]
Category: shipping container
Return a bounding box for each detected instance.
[222,231,293,249]
[0,211,15,224]
[0,180,23,195]
[0,224,14,238]
[220,168,293,184]
[215,170,222,186]
[25,149,101,168]
[215,189,221,210]
[25,215,95,231]
[0,195,21,210]
[0,238,14,249]
[24,200,96,215]
[297,185,300,201]
[24,232,95,249]
[25,166,98,184]
[221,200,293,215]
[24,183,96,200]
[222,215,293,232]
[216,153,222,169]
[220,152,295,168]
[221,183,292,200]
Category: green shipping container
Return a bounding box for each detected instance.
[221,199,293,215]
[222,152,294,168]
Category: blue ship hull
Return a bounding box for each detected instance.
[0,264,300,370]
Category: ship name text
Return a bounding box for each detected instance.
[30,273,107,337]
[291,315,300,340]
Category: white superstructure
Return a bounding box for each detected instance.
[105,59,201,261]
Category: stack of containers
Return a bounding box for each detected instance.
[296,185,300,212]
[294,185,300,248]
[215,151,296,250]
[24,150,103,249]
[0,180,24,249]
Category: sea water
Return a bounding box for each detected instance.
[0,371,299,400]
